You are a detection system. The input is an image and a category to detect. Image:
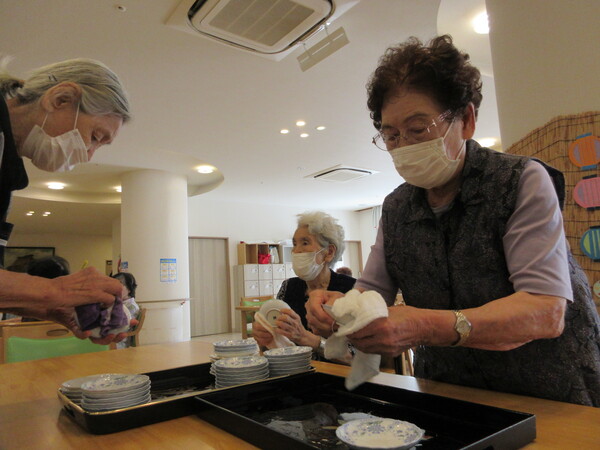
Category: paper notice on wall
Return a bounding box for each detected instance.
[160,258,177,283]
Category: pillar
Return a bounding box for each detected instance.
[120,169,191,344]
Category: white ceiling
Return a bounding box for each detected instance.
[1,0,498,236]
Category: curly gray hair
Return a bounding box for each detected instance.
[297,211,345,267]
[0,57,131,122]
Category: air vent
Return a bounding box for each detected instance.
[166,0,359,61]
[306,165,378,183]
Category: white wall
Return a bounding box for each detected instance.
[8,233,113,274]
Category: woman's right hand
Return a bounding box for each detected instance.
[251,319,273,347]
[305,289,345,337]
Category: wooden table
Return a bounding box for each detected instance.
[1,341,599,449]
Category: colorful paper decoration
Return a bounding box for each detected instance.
[593,281,600,298]
[580,226,600,261]
[568,133,600,170]
[573,175,600,210]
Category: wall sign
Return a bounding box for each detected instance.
[160,258,177,283]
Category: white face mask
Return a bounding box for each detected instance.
[20,105,88,172]
[292,248,326,281]
[390,121,465,189]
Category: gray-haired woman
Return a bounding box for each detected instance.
[0,58,132,345]
[252,211,356,359]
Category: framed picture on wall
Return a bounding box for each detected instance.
[3,246,55,273]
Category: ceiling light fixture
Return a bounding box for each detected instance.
[26,211,34,216]
[47,182,65,190]
[316,126,326,131]
[280,129,289,134]
[115,186,122,193]
[472,11,489,34]
[296,120,306,127]
[42,212,51,217]
[478,137,497,147]
[196,165,215,174]
[300,133,309,138]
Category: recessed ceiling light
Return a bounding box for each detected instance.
[43,212,51,216]
[316,126,326,131]
[196,165,215,174]
[280,129,289,134]
[115,186,122,193]
[300,133,309,138]
[478,137,497,147]
[26,211,34,216]
[47,182,65,190]
[472,11,489,34]
[296,120,306,127]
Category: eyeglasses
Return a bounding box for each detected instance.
[372,110,453,151]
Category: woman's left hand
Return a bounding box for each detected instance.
[275,308,318,347]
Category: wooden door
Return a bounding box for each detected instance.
[188,237,231,337]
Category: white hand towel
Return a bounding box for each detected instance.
[255,311,295,349]
[324,289,388,390]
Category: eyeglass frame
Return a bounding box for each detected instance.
[372,109,454,151]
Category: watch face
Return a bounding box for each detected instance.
[456,319,471,334]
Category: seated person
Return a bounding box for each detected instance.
[112,272,140,348]
[252,211,355,361]
[335,266,353,277]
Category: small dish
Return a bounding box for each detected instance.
[335,418,425,450]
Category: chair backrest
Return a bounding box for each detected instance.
[109,307,147,349]
[3,322,108,363]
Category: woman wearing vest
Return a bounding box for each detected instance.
[0,58,132,345]
[252,211,355,361]
[306,35,600,406]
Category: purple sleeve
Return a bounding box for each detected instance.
[504,160,573,301]
[354,221,398,305]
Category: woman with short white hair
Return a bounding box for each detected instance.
[252,211,355,359]
[0,58,132,345]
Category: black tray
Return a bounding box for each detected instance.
[59,362,216,434]
[194,372,536,449]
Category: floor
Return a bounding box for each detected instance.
[191,332,242,344]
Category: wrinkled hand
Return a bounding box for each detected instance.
[52,267,124,309]
[347,305,418,357]
[305,289,345,337]
[274,308,312,345]
[251,319,273,348]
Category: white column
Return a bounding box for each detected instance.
[486,0,600,147]
[120,169,191,344]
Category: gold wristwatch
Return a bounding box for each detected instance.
[451,310,472,347]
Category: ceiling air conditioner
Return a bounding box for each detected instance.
[306,165,378,183]
[166,0,359,60]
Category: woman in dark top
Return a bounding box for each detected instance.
[253,211,355,359]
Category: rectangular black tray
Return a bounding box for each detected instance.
[194,372,536,450]
[59,362,216,434]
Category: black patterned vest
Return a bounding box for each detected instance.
[382,141,600,406]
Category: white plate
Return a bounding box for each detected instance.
[82,381,150,399]
[82,393,151,411]
[335,418,425,450]
[61,374,113,392]
[258,300,291,326]
[263,346,312,358]
[213,356,267,370]
[81,373,150,394]
[213,338,257,348]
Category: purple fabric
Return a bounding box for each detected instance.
[75,297,128,337]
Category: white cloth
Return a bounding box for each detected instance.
[255,311,295,349]
[324,289,389,390]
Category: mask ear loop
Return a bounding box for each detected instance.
[72,102,80,131]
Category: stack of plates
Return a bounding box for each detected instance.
[211,355,269,388]
[211,338,259,360]
[79,373,151,411]
[264,346,313,377]
[60,374,110,405]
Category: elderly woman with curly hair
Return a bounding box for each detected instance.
[253,211,355,359]
[306,35,600,406]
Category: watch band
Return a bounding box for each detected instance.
[451,310,472,347]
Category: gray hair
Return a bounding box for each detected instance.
[297,211,345,267]
[0,58,131,122]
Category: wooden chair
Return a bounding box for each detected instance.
[2,322,108,363]
[235,296,272,339]
[110,307,147,349]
